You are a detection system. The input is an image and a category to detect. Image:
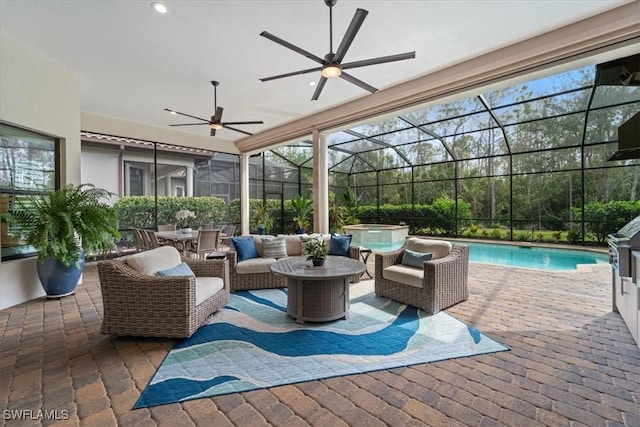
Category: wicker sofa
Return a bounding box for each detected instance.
[98,246,229,338]
[375,238,469,314]
[227,234,361,291]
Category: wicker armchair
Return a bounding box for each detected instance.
[375,239,469,314]
[98,257,229,338]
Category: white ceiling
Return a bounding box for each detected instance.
[0,0,629,144]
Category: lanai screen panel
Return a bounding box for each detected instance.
[400,139,452,164]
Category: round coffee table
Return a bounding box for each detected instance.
[270,256,366,323]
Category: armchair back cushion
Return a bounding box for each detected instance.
[126,246,181,275]
[406,238,452,259]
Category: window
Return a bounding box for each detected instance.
[0,123,58,261]
[129,166,144,196]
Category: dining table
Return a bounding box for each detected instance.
[155,230,226,256]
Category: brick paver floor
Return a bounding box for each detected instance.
[1,259,638,426]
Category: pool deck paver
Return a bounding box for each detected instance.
[0,258,638,426]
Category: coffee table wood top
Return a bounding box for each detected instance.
[270,256,365,280]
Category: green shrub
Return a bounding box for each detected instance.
[490,229,503,240]
[571,200,640,243]
[516,231,530,241]
[114,196,227,230]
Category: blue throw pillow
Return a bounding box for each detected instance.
[230,236,259,261]
[156,262,195,277]
[328,234,352,257]
[401,248,433,268]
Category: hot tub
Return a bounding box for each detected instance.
[343,224,409,250]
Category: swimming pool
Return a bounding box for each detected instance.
[360,240,609,271]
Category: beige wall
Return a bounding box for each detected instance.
[0,32,81,309]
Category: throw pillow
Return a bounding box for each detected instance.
[261,236,288,258]
[401,248,433,268]
[230,236,259,262]
[156,262,195,277]
[328,234,352,256]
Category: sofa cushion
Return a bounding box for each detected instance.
[401,248,433,268]
[252,235,265,256]
[281,235,303,256]
[328,234,352,256]
[156,262,195,277]
[195,277,224,306]
[236,257,277,274]
[127,246,181,275]
[383,265,424,288]
[406,238,452,260]
[262,236,288,258]
[231,236,259,261]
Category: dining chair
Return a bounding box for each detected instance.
[187,229,221,259]
[132,228,146,252]
[147,230,174,249]
[138,228,153,251]
[220,225,236,250]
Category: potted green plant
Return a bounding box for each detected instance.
[290,193,312,234]
[2,184,120,298]
[253,201,273,235]
[304,238,327,267]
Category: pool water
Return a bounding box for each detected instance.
[357,240,609,271]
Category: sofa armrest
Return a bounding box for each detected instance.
[226,251,238,270]
[348,245,361,260]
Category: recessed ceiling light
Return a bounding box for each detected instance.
[151,2,168,14]
[308,81,317,87]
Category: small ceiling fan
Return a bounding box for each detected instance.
[165,81,264,136]
[259,0,415,101]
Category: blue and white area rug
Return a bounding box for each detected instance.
[135,286,509,408]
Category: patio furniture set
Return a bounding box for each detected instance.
[97,235,469,338]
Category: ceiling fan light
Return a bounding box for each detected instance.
[321,63,342,78]
[151,2,168,14]
[209,123,223,130]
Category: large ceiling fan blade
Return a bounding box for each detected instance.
[169,123,210,127]
[311,77,328,101]
[341,51,416,70]
[340,72,377,93]
[214,106,224,123]
[333,8,368,64]
[222,125,253,136]
[221,121,265,125]
[260,31,325,64]
[164,108,211,123]
[260,66,322,82]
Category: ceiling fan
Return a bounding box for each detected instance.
[259,0,416,101]
[165,81,264,136]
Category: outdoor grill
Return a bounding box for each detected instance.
[607,215,640,278]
